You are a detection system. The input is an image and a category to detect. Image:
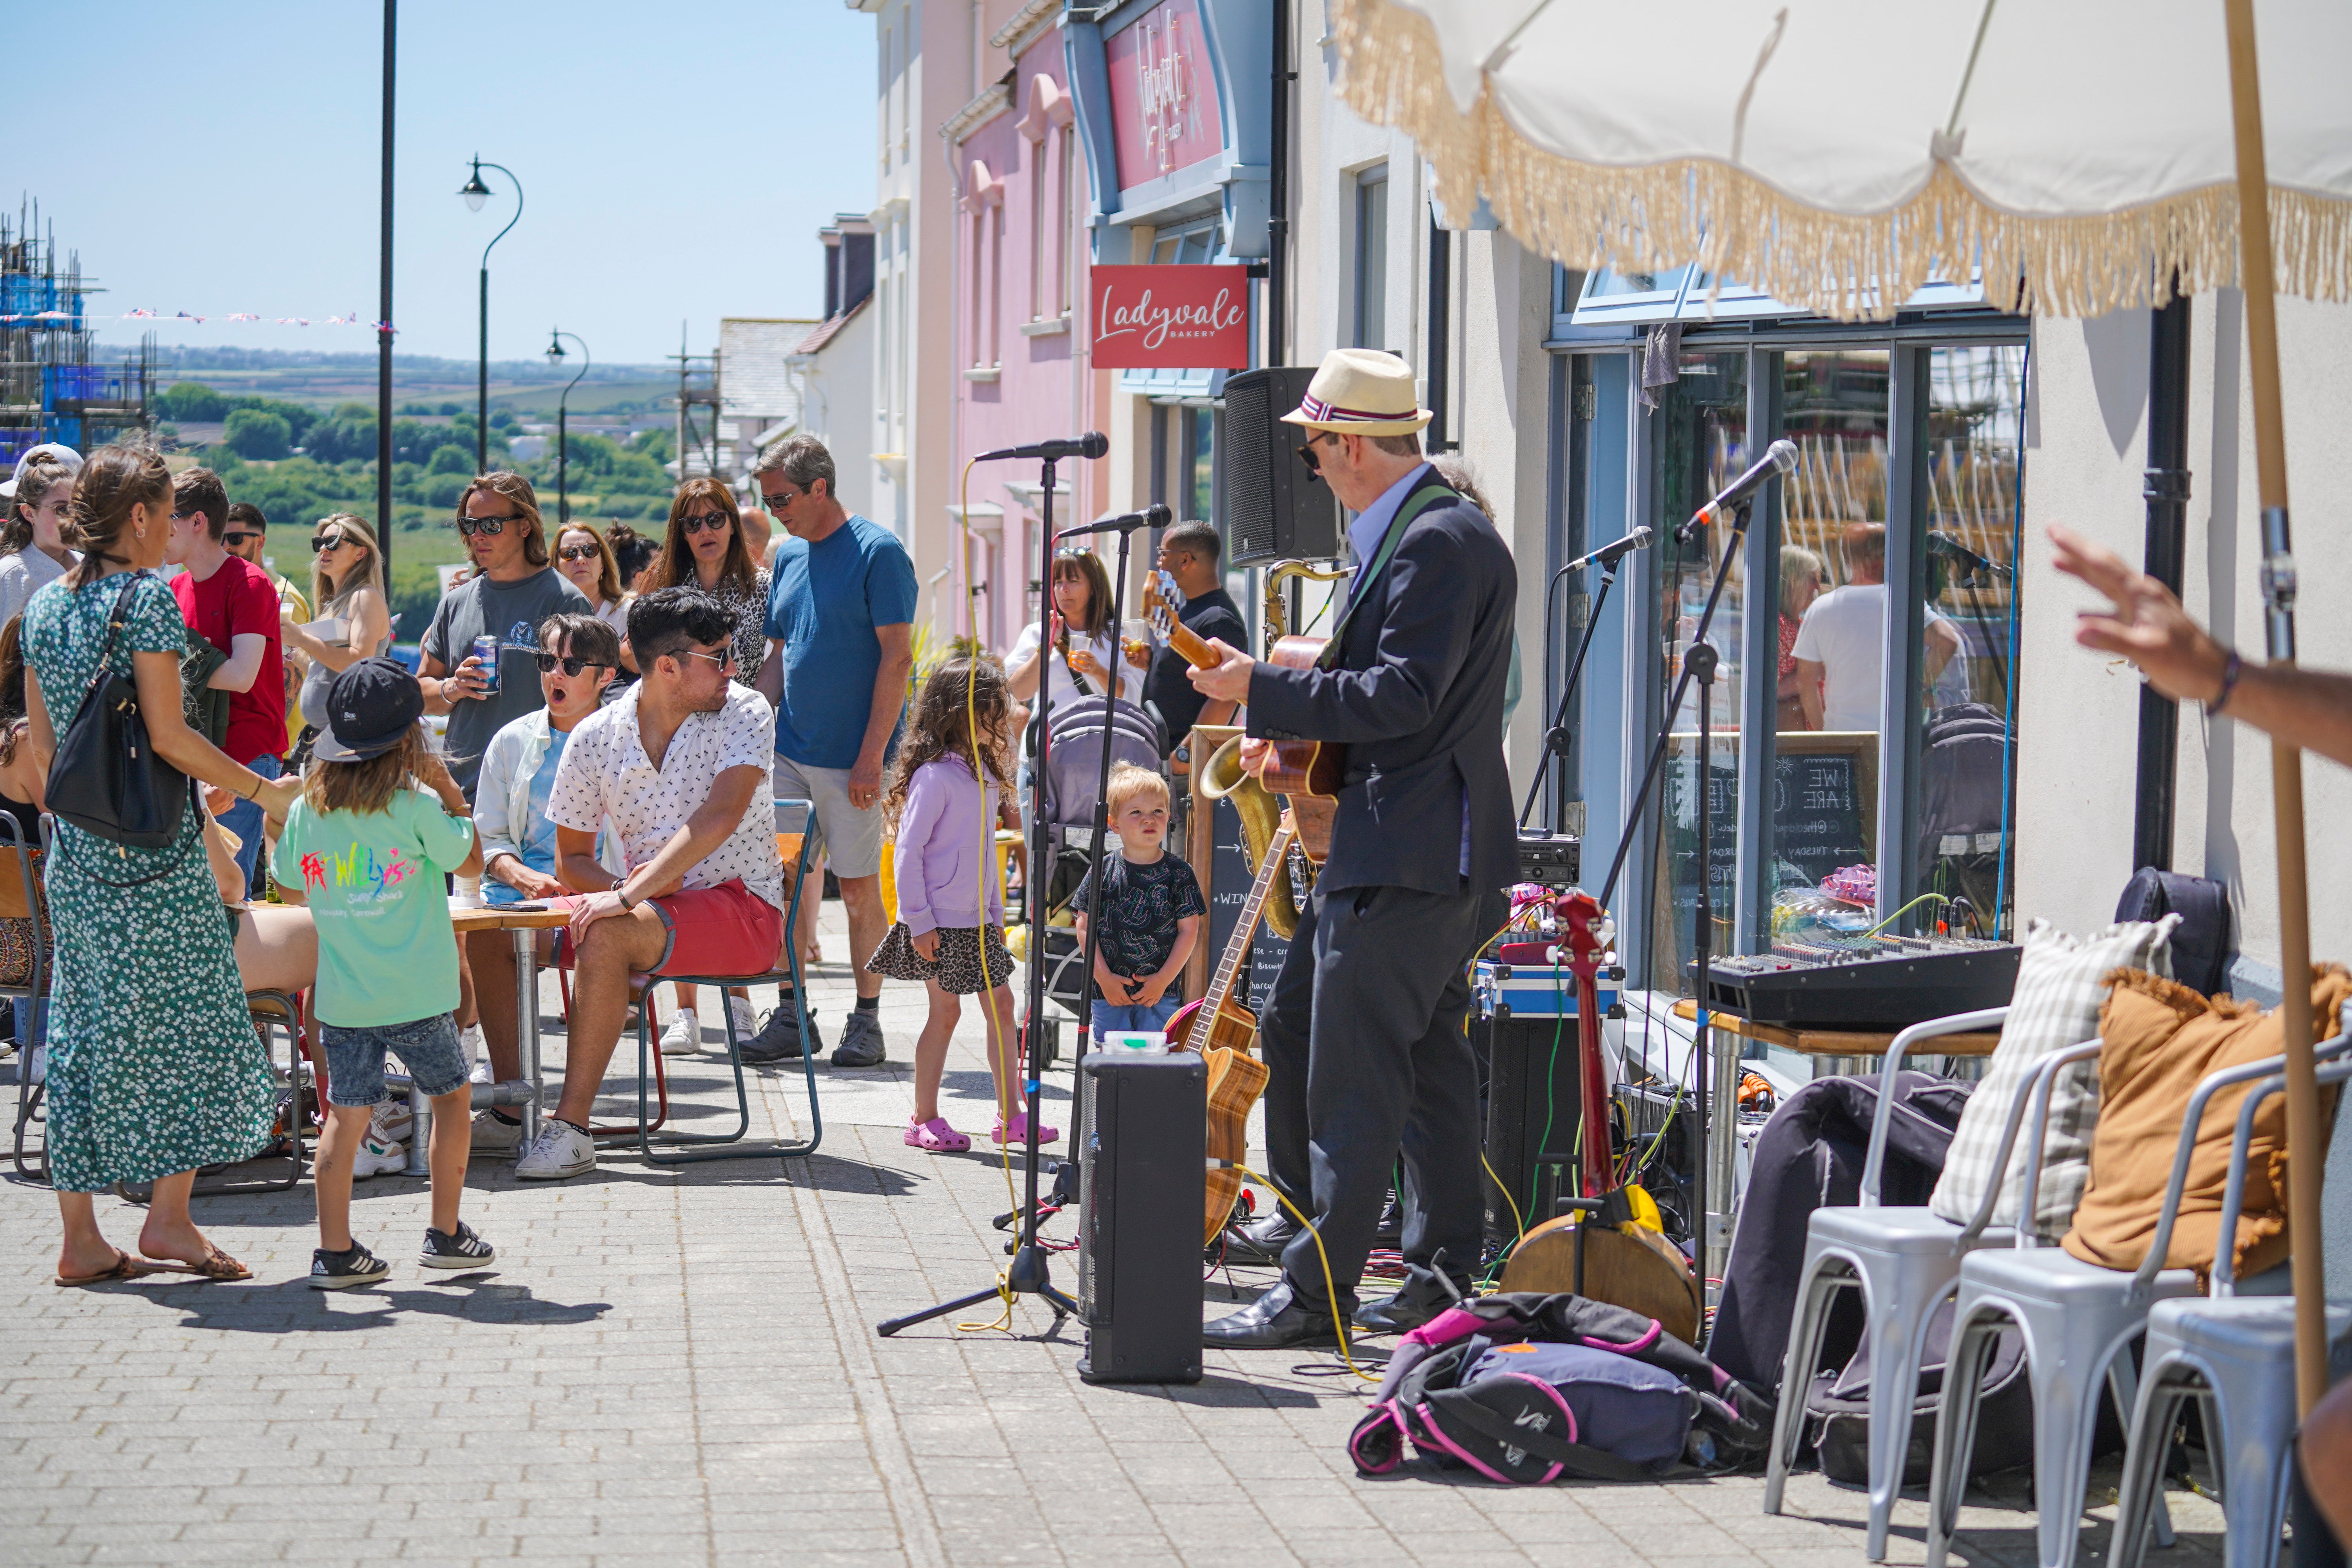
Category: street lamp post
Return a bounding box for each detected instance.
[544,329,590,526]
[457,155,523,475]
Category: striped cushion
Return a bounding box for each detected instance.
[1927,916,2180,1240]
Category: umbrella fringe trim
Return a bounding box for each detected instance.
[1331,0,2352,323]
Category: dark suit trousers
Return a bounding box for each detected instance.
[1258,880,1486,1314]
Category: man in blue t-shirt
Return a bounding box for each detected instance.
[750,436,917,1068]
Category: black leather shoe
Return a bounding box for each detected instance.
[1203,1281,1345,1350]
[1352,1263,1470,1334]
[1218,1211,1300,1265]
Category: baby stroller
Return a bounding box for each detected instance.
[1030,695,1167,1021]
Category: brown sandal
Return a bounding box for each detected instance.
[140,1246,251,1282]
[54,1249,164,1288]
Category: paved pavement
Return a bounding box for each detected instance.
[0,900,2232,1566]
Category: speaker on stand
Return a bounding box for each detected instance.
[1218,367,1339,568]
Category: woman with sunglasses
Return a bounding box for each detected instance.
[281,514,393,742]
[645,479,769,684]
[553,523,638,676]
[641,479,771,1053]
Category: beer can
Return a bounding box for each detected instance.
[471,633,501,696]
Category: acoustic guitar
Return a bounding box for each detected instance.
[1161,818,1294,1249]
[1492,891,1705,1344]
[1142,571,1341,800]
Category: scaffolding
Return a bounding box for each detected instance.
[670,322,722,483]
[1,200,155,466]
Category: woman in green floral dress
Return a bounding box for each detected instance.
[22,446,304,1285]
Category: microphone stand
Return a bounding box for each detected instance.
[1521,555,1624,830]
[880,450,1100,1336]
[1589,496,1755,1298]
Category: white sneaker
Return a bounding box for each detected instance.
[727,995,758,1043]
[461,1022,491,1083]
[352,1131,408,1178]
[470,1110,524,1155]
[659,1008,701,1056]
[514,1120,597,1181]
[371,1098,415,1145]
[469,1056,494,1086]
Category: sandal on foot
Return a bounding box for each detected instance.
[904,1117,971,1153]
[993,1112,1060,1146]
[140,1245,251,1282]
[54,1249,163,1288]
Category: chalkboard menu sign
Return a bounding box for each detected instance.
[1665,732,1877,904]
[1772,747,1871,886]
[1205,795,1252,997]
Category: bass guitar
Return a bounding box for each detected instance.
[1161,817,1294,1249]
[1142,571,1341,800]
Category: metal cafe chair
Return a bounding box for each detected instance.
[2110,1045,2352,1568]
[1764,1006,2025,1561]
[622,798,826,1165]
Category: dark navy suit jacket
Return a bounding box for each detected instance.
[1245,482,1517,897]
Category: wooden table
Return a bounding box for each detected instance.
[433,904,573,1174]
[1671,998,2001,1058]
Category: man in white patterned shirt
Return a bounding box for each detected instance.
[485,586,783,1180]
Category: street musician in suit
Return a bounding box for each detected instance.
[1187,348,1517,1348]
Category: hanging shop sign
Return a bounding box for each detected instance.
[1102,0,1225,190]
[1089,264,1249,370]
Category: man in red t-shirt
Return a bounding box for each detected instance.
[167,467,286,893]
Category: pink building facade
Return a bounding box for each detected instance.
[943,12,1112,655]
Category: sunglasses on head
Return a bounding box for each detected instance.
[557,544,600,562]
[457,514,519,536]
[535,652,610,676]
[679,513,731,535]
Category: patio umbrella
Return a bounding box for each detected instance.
[1325,0,2352,1411]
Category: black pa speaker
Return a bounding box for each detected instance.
[1218,366,1339,567]
[1077,1050,1205,1383]
[1481,1014,1588,1261]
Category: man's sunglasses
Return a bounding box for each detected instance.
[312,534,350,553]
[556,545,600,562]
[1295,431,1338,477]
[678,646,737,670]
[679,513,731,535]
[535,653,610,676]
[760,486,806,508]
[223,531,263,548]
[457,514,521,536]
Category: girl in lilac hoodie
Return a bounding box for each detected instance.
[866,658,1055,1152]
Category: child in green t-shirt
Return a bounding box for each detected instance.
[270,658,492,1289]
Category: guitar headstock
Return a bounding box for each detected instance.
[1143,568,1183,640]
[1557,890,1614,980]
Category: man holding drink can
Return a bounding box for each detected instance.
[417,474,592,800]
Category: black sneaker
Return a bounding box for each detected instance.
[740,996,819,1063]
[310,1242,390,1290]
[420,1222,497,1270]
[830,1008,887,1067]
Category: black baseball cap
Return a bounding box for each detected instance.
[313,657,424,763]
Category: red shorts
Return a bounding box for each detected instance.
[546,879,783,980]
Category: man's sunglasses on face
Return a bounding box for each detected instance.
[535,653,609,677]
[678,646,736,671]
[457,514,519,536]
[1296,431,1338,477]
[224,531,263,549]
[760,485,805,509]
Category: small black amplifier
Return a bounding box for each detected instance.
[1516,829,1581,889]
[1077,1050,1204,1384]
[1481,1013,1586,1261]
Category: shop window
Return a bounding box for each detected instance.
[1354,166,1389,350]
[1181,404,1214,524]
[1903,344,2027,938]
[1646,351,1750,993]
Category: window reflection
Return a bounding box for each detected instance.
[1911,345,2026,938]
[1650,351,1747,993]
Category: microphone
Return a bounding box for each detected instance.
[1058,504,1171,541]
[1676,438,1798,543]
[1563,526,1653,573]
[976,432,1110,463]
[1931,531,2012,577]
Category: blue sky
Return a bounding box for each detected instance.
[20,1,877,368]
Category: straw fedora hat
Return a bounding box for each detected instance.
[1279,348,1431,437]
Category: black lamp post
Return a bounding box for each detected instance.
[457,154,523,475]
[544,328,590,525]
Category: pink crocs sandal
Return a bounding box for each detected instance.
[904,1117,971,1153]
[992,1111,1060,1146]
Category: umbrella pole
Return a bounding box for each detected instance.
[2223,0,2327,1418]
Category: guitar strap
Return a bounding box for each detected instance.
[1314,479,1459,671]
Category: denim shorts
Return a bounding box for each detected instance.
[1091,994,1182,1042]
[319,1013,469,1109]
